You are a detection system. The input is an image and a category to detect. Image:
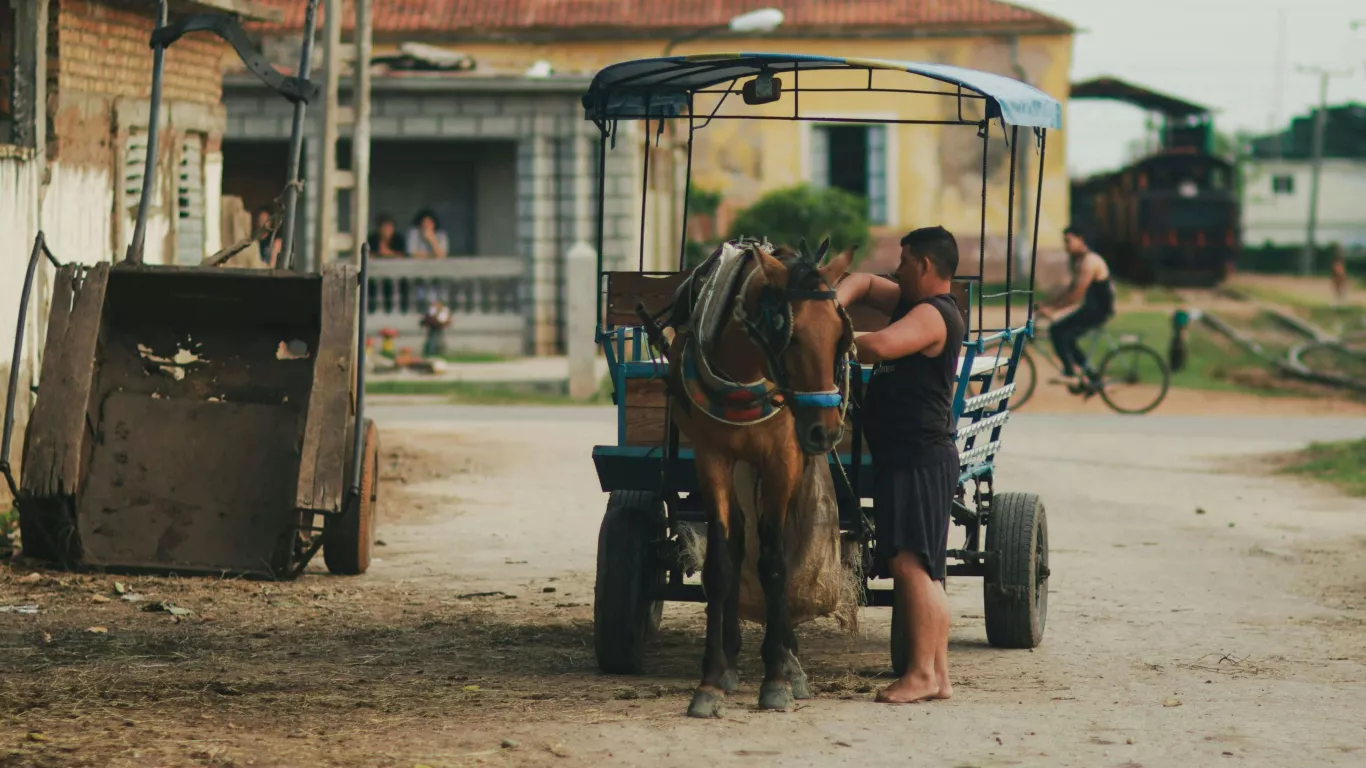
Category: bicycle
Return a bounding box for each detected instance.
[1008,319,1171,415]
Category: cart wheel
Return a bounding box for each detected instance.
[594,490,664,674]
[983,492,1048,648]
[1011,350,1038,410]
[324,419,379,576]
[890,585,909,676]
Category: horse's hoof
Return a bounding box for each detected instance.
[687,688,726,719]
[758,681,794,711]
[719,669,741,695]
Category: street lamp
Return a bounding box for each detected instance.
[658,9,785,271]
[663,8,785,56]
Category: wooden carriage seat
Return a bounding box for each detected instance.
[604,271,982,452]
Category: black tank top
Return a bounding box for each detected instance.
[863,293,966,459]
[1083,273,1116,317]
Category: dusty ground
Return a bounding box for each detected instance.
[3,405,1366,767]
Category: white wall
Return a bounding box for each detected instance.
[0,155,43,502]
[41,163,114,264]
[1243,158,1366,248]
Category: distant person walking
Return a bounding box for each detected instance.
[1330,244,1349,305]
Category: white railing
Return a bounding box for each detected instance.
[366,256,525,355]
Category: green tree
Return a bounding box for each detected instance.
[726,184,871,256]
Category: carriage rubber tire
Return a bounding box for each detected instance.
[594,491,665,675]
[983,492,1048,649]
[891,585,910,676]
[1097,343,1170,415]
[324,419,379,576]
[1011,351,1038,410]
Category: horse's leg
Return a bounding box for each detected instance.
[780,487,811,701]
[756,460,801,711]
[720,491,745,694]
[688,452,737,718]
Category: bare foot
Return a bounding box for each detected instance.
[875,672,941,704]
[933,680,953,700]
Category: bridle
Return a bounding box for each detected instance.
[732,240,856,421]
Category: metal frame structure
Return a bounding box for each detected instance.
[582,53,1058,657]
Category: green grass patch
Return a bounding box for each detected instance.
[439,352,506,364]
[1280,438,1366,496]
[1092,311,1297,397]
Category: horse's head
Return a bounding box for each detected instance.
[742,239,856,455]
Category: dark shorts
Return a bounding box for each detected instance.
[872,442,958,582]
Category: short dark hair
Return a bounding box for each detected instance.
[900,226,958,279]
[376,213,394,226]
[413,209,440,228]
[1063,225,1087,242]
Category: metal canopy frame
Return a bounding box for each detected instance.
[583,52,1059,352]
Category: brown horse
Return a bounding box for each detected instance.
[663,239,855,717]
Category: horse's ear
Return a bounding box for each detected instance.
[816,237,831,265]
[819,246,856,286]
[797,237,811,263]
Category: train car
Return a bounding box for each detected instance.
[1070,150,1239,286]
[1070,78,1240,287]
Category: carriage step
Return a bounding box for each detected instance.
[956,410,1009,441]
[958,440,1002,466]
[961,383,1015,415]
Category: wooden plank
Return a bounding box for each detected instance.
[22,265,76,471]
[605,271,691,327]
[295,262,359,513]
[21,263,109,498]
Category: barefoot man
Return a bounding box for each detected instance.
[836,226,963,703]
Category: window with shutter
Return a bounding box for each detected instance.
[810,124,829,189]
[176,134,206,264]
[866,125,887,225]
[124,131,156,212]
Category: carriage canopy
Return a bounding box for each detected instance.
[583,53,1062,129]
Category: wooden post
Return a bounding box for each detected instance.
[316,0,342,264]
[567,242,599,399]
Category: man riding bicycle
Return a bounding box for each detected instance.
[1038,227,1115,389]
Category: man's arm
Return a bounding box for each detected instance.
[836,273,901,315]
[855,302,948,363]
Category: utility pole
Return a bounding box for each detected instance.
[1294,65,1351,275]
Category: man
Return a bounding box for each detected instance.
[836,226,963,704]
[1039,227,1115,387]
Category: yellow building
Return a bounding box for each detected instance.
[255,0,1075,284]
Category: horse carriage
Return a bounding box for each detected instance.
[583,54,1056,708]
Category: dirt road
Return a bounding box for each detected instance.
[3,404,1366,767]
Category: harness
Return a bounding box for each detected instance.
[667,238,855,428]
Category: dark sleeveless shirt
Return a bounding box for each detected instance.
[863,293,967,460]
[1082,272,1116,317]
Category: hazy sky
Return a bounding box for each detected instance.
[1018,0,1366,176]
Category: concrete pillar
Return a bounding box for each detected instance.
[566,241,598,399]
[572,132,594,248]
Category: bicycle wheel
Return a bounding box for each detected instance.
[1096,343,1169,415]
[1010,350,1038,410]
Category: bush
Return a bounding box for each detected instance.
[726,184,871,255]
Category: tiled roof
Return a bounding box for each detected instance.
[250,1,1072,36]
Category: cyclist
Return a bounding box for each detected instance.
[1038,227,1115,389]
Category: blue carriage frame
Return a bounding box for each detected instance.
[583,53,1059,609]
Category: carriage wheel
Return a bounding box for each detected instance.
[983,492,1048,648]
[594,491,665,674]
[324,419,379,575]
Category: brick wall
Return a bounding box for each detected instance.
[49,0,227,108]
